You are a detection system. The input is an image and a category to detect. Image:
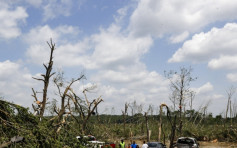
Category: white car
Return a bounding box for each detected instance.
[87,140,105,148]
[176,137,199,148]
[76,135,105,148]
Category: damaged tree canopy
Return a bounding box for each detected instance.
[0,99,38,147]
[1,40,104,147]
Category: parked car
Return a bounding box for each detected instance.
[176,137,199,148]
[147,142,166,148]
[76,135,105,148]
[88,140,105,148]
[76,135,96,141]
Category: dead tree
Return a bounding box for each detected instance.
[122,102,129,137]
[225,86,236,126]
[169,90,178,111]
[67,86,103,134]
[51,72,103,134]
[51,72,85,133]
[158,104,164,142]
[145,112,150,142]
[189,91,195,111]
[81,86,103,134]
[158,103,176,148]
[129,100,138,116]
[32,39,56,117]
[165,67,196,135]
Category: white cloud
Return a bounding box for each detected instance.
[87,24,153,70]
[91,70,170,113]
[25,25,81,65]
[194,82,214,95]
[129,0,237,38]
[25,23,153,70]
[0,60,36,107]
[24,25,59,44]
[170,31,189,43]
[25,0,42,7]
[43,0,73,21]
[208,55,237,70]
[169,23,237,64]
[0,2,28,39]
[0,60,20,80]
[85,22,168,109]
[227,73,237,82]
[24,25,79,44]
[189,82,226,114]
[114,7,128,24]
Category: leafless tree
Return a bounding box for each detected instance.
[232,100,237,118]
[129,100,137,116]
[225,86,236,125]
[189,91,195,111]
[158,103,176,148]
[50,72,86,133]
[138,104,143,113]
[144,112,150,142]
[32,39,56,118]
[70,85,103,134]
[165,66,196,135]
[148,104,154,115]
[122,102,129,136]
[169,90,178,111]
[51,72,103,134]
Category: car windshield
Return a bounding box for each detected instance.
[147,142,163,148]
[178,138,194,144]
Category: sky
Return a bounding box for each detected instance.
[1,0,237,116]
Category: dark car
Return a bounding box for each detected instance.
[176,137,199,148]
[147,142,166,148]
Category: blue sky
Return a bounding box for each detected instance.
[1,0,237,116]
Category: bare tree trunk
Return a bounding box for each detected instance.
[32,39,56,118]
[225,86,236,127]
[230,100,232,126]
[226,98,230,119]
[179,75,184,136]
[145,112,150,142]
[189,91,195,111]
[158,105,162,142]
[122,103,128,137]
[169,116,176,148]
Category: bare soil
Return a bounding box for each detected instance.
[200,141,237,148]
[122,140,237,148]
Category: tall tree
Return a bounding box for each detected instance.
[189,91,196,111]
[225,86,236,125]
[122,102,129,137]
[165,66,196,135]
[32,39,55,117]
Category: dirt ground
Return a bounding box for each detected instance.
[200,141,237,148]
[121,140,237,148]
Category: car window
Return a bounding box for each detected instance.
[157,143,163,148]
[177,138,194,144]
[148,143,157,147]
[147,143,163,148]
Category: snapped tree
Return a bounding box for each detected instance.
[32,39,56,118]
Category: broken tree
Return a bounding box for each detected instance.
[32,39,56,117]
